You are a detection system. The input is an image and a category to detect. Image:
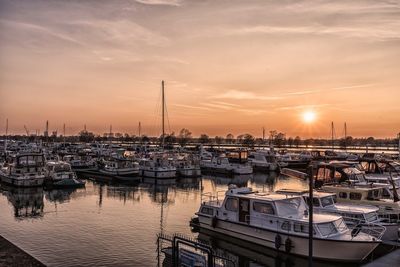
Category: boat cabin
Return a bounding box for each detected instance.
[199,187,349,238]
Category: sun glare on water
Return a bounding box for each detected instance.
[302,111,316,123]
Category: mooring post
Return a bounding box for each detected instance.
[308,166,314,267]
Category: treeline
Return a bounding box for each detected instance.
[1,129,399,149]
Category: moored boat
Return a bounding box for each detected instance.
[194,186,380,262]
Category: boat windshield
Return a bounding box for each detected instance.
[320,196,334,207]
[343,167,366,183]
[364,212,378,222]
[274,197,306,217]
[54,164,72,172]
[317,218,347,236]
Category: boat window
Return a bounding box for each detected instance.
[201,207,214,216]
[304,197,320,207]
[317,222,338,236]
[317,168,330,180]
[367,190,380,200]
[349,192,362,200]
[320,196,334,207]
[338,192,347,199]
[225,197,238,212]
[253,202,275,214]
[365,212,378,222]
[294,223,310,234]
[281,221,291,231]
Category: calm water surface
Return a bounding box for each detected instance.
[1,173,357,267]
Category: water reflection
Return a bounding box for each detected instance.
[0,173,335,267]
[45,188,78,204]
[0,184,44,219]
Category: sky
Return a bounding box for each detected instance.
[0,0,399,138]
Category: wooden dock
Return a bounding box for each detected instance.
[0,235,45,267]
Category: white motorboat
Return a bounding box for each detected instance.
[194,186,380,262]
[44,161,85,188]
[0,154,45,187]
[99,158,140,179]
[276,189,397,241]
[175,154,201,178]
[248,151,279,172]
[200,156,253,175]
[139,156,177,179]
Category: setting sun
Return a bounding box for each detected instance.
[302,111,316,123]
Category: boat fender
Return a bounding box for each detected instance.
[285,237,292,253]
[211,216,218,228]
[274,234,282,249]
[351,224,362,238]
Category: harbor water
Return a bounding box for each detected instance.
[0,173,368,267]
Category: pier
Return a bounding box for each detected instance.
[0,235,45,267]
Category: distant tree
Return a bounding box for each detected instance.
[274,132,286,147]
[142,135,150,143]
[288,137,294,147]
[242,134,255,148]
[214,136,223,147]
[79,130,95,142]
[164,132,177,145]
[236,134,245,144]
[178,128,192,147]
[198,134,210,144]
[226,133,234,144]
[294,136,301,148]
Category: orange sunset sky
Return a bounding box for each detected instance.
[0,0,399,138]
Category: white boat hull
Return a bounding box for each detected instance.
[198,215,379,262]
[141,169,176,179]
[0,173,45,187]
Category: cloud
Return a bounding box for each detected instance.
[135,0,182,6]
[212,90,282,100]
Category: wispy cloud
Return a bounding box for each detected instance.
[212,90,283,100]
[172,104,212,111]
[135,0,182,6]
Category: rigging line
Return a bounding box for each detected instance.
[164,92,172,134]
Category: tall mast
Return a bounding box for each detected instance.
[63,123,66,146]
[344,122,347,151]
[331,121,334,150]
[4,118,8,154]
[161,80,165,147]
[138,121,141,137]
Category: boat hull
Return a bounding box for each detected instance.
[177,168,201,178]
[0,173,44,187]
[141,169,177,179]
[197,215,379,262]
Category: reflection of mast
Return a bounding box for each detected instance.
[98,184,104,207]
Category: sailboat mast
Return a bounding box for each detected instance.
[161,80,165,147]
[344,122,347,151]
[331,121,334,150]
[4,118,8,154]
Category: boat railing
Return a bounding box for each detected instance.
[201,191,225,206]
[340,215,386,239]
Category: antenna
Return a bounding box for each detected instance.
[5,118,8,136]
[262,127,265,142]
[138,121,141,137]
[162,80,165,148]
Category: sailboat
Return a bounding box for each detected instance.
[139,81,177,179]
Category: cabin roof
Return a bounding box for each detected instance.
[226,188,302,202]
[322,185,387,191]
